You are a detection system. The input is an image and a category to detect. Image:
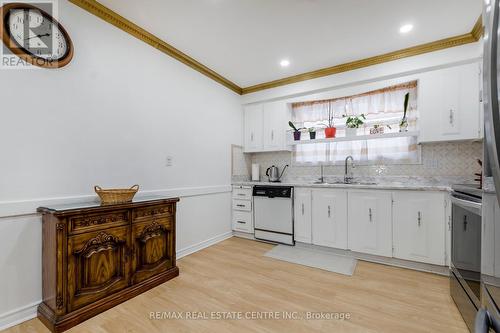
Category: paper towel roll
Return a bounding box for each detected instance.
[252,164,260,181]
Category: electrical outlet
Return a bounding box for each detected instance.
[424,158,439,168]
[166,156,173,167]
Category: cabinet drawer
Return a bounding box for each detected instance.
[132,204,173,223]
[232,187,252,200]
[232,199,252,211]
[233,211,252,233]
[69,210,129,234]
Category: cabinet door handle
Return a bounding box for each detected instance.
[237,220,246,224]
[236,204,246,208]
[251,132,254,141]
[328,205,331,218]
[463,215,468,231]
[417,211,422,227]
[449,109,454,125]
[271,130,274,141]
[448,216,451,231]
[237,193,246,196]
[369,208,373,222]
[301,203,304,215]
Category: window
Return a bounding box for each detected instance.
[291,81,420,165]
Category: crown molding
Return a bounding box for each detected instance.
[67,0,242,94]
[67,0,482,96]
[241,15,483,95]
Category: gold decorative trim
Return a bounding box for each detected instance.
[67,0,242,94]
[471,15,484,41]
[242,15,483,94]
[67,1,482,96]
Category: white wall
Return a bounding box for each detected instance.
[0,1,241,329]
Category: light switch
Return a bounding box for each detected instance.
[166,156,173,167]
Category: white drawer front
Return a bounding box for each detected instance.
[232,199,252,211]
[232,187,252,200]
[232,211,252,233]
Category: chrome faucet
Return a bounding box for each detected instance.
[318,164,324,183]
[344,156,355,184]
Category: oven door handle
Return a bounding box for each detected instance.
[451,196,482,215]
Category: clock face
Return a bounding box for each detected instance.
[1,3,73,68]
[8,9,68,60]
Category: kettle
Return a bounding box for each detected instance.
[265,165,289,182]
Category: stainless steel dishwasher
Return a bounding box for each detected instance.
[253,185,294,245]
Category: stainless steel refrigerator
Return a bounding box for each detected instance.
[477,0,500,331]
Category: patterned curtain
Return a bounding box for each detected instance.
[292,81,419,165]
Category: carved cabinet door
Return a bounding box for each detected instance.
[67,226,130,311]
[131,217,174,284]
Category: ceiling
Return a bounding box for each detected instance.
[98,0,481,88]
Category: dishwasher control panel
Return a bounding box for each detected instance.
[253,186,293,198]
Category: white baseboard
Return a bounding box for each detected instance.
[0,301,40,331]
[177,231,233,259]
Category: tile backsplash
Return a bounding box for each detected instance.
[248,141,483,181]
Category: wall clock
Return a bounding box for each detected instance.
[0,3,73,68]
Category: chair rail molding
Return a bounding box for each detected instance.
[0,185,231,218]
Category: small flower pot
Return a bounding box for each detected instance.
[293,131,302,141]
[399,121,408,132]
[309,132,316,140]
[346,128,357,137]
[325,127,336,138]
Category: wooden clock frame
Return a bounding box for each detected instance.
[0,2,73,68]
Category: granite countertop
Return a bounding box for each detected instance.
[233,176,476,192]
[484,177,496,194]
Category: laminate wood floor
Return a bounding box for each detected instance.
[3,237,467,333]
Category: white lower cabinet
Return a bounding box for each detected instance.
[392,191,446,265]
[290,187,449,266]
[294,188,312,243]
[348,190,393,257]
[232,186,254,234]
[312,189,348,249]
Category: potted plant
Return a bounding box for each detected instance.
[344,114,366,137]
[308,127,317,140]
[323,104,337,138]
[399,92,410,132]
[288,121,304,141]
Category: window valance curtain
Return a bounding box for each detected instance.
[291,81,419,165]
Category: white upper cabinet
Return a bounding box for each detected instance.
[263,101,287,151]
[243,101,290,152]
[312,189,348,249]
[294,188,312,244]
[393,191,446,265]
[419,62,482,142]
[348,190,392,257]
[243,104,264,151]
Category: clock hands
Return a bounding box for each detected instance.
[24,33,50,41]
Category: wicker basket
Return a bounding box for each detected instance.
[94,185,139,205]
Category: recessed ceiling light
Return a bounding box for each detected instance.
[280,59,290,67]
[399,24,413,34]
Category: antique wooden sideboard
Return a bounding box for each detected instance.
[37,196,179,332]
